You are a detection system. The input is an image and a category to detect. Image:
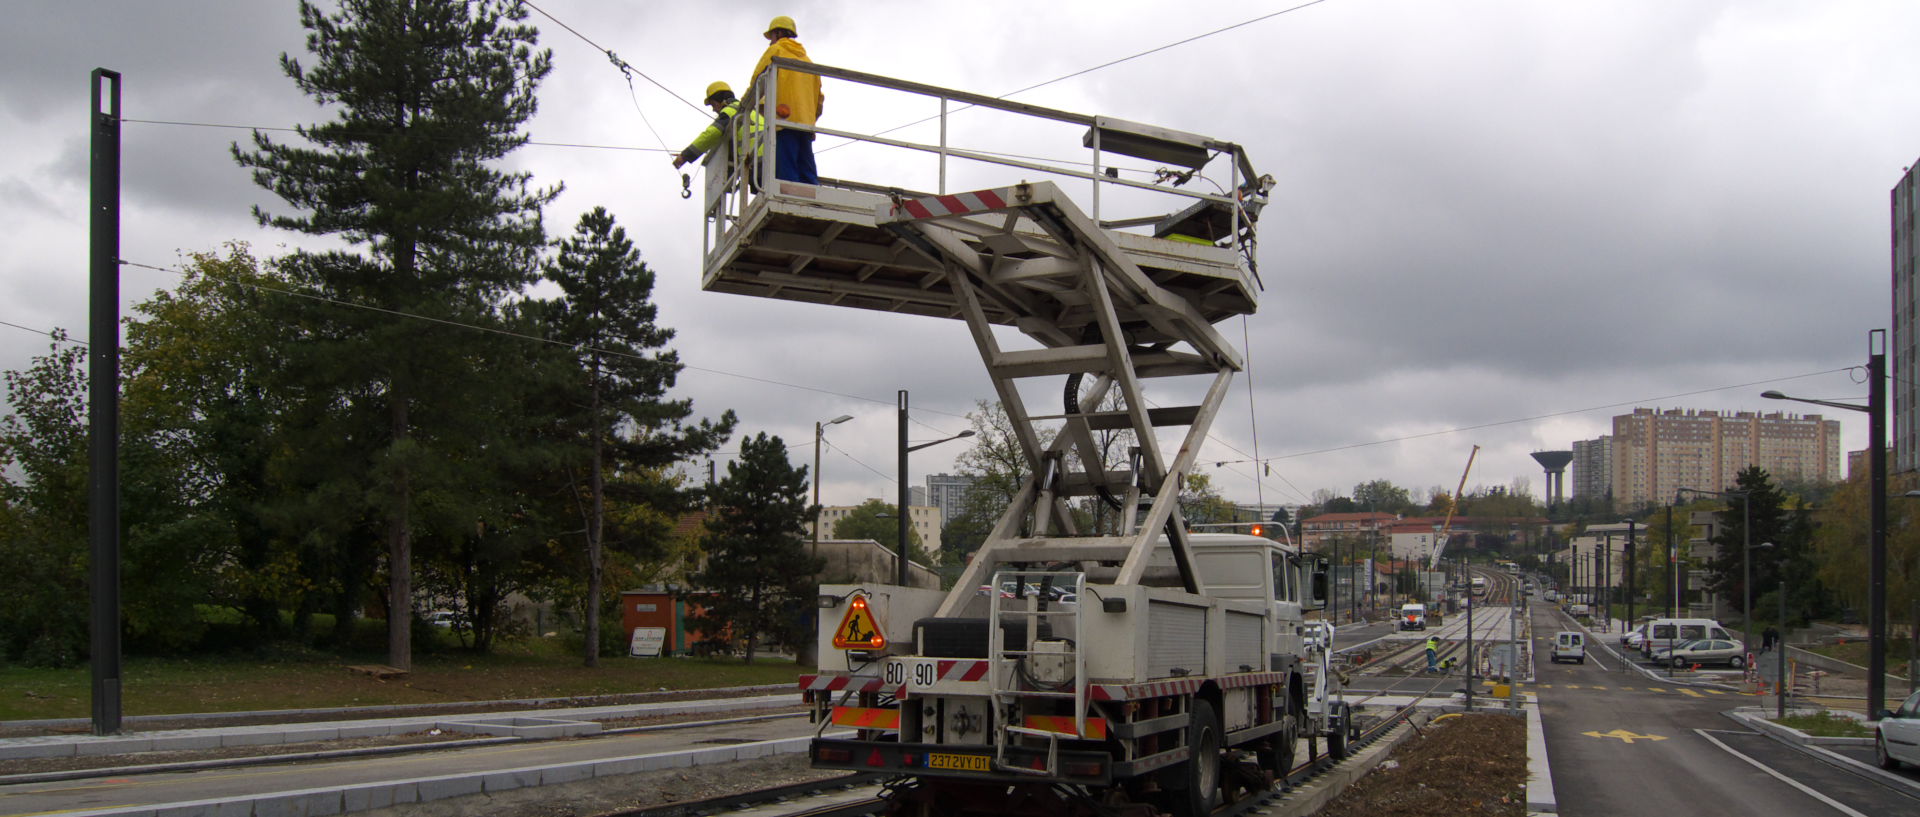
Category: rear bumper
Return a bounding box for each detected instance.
[812,737,1115,785]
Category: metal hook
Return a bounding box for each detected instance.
[680,173,692,199]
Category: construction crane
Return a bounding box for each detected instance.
[1430,444,1480,570]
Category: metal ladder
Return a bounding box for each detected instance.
[894,182,1250,619]
[986,569,1087,775]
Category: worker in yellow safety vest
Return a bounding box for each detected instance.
[1425,636,1440,673]
[749,14,823,184]
[672,81,764,171]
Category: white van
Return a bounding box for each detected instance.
[1638,618,1734,658]
[1399,603,1428,631]
[1551,631,1586,664]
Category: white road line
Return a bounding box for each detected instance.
[1693,728,1871,817]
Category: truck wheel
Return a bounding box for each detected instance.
[1259,711,1299,785]
[1172,700,1222,817]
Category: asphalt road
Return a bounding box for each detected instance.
[1532,603,1920,816]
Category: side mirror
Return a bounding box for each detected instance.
[1304,554,1329,611]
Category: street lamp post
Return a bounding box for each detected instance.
[812,414,854,558]
[1762,328,1886,717]
[896,390,973,587]
[1625,518,1637,630]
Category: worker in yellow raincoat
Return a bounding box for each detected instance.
[749,15,823,184]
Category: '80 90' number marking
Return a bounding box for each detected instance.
[885,659,938,687]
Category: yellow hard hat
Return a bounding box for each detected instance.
[704,81,732,102]
[766,15,797,36]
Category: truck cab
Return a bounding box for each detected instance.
[1398,603,1428,631]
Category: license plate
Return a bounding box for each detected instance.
[928,752,990,771]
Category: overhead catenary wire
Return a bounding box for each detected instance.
[820,0,1334,155]
[119,117,675,153]
[0,320,86,345]
[117,258,970,422]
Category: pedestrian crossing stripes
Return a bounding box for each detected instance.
[1494,681,1729,697]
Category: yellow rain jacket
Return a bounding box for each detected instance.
[750,37,823,125]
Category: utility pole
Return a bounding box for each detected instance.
[89,68,124,737]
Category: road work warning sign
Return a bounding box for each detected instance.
[833,594,886,649]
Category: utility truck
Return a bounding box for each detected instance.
[696,58,1350,817]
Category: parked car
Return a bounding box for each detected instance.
[1549,631,1586,664]
[1877,689,1920,769]
[1653,638,1747,668]
[1638,618,1735,659]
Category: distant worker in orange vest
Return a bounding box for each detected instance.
[749,14,823,184]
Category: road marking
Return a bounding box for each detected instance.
[1706,689,1724,695]
[1566,684,1581,689]
[1582,729,1666,743]
[1647,687,1666,693]
[1694,729,1870,816]
[1679,688,1703,698]
[1591,685,1608,690]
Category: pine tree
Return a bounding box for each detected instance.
[233,0,558,669]
[541,207,735,666]
[687,433,823,663]
[1706,466,1790,627]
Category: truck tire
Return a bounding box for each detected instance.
[1328,703,1351,760]
[1258,710,1299,785]
[1172,700,1222,817]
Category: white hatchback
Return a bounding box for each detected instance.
[1879,690,1920,770]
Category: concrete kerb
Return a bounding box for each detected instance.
[1722,707,1872,747]
[34,734,830,817]
[0,694,796,761]
[1724,707,1920,798]
[0,684,795,732]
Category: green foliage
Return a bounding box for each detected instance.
[1353,480,1415,514]
[686,433,824,663]
[1705,467,1827,625]
[1181,471,1237,525]
[233,0,561,669]
[832,498,921,548]
[1815,470,1919,630]
[1774,711,1873,738]
[536,206,734,666]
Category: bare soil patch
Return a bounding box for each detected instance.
[1315,713,1526,817]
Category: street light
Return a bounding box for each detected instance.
[896,389,973,587]
[1677,487,1752,652]
[813,414,855,558]
[1762,327,1886,717]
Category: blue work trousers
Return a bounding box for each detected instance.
[775,129,818,184]
[1426,648,1439,672]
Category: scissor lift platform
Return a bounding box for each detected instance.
[700,182,1258,340]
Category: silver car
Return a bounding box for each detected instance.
[1878,689,1920,769]
[1652,638,1747,668]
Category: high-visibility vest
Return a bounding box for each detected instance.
[678,101,766,164]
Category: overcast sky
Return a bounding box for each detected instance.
[4,1,1915,514]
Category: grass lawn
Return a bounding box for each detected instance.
[0,636,802,722]
[1805,636,1915,678]
[1774,711,1873,738]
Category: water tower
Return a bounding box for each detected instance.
[1530,450,1573,513]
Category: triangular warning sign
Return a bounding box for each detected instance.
[832,594,886,649]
